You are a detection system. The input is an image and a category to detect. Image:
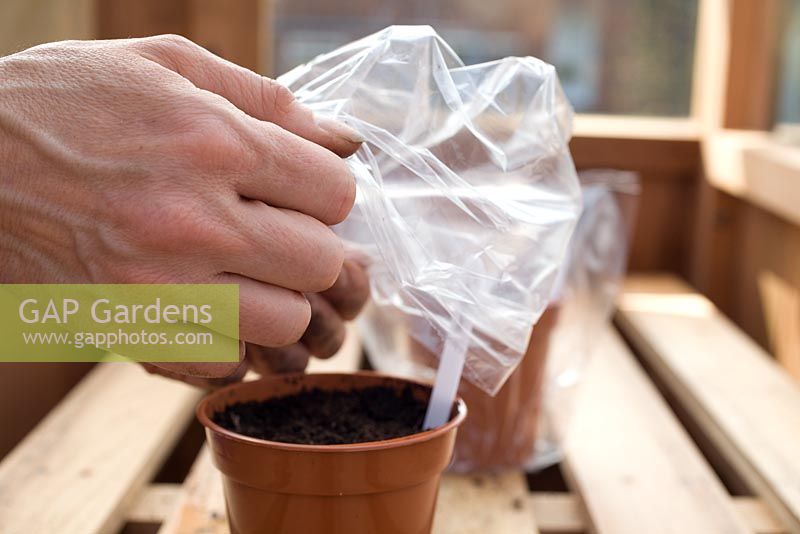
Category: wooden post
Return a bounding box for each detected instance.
[688,0,738,310]
[689,0,800,377]
[96,0,274,75]
[722,0,783,130]
[95,0,189,39]
[187,0,273,75]
[0,0,95,56]
[687,0,783,316]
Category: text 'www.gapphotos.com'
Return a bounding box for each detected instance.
[21,329,214,350]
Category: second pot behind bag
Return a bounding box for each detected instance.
[406,305,561,472]
[363,169,640,473]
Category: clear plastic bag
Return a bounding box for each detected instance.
[531,169,639,470]
[279,26,581,394]
[362,170,639,472]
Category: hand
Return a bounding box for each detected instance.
[143,254,370,388]
[0,35,364,377]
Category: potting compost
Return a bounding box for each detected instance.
[213,386,427,444]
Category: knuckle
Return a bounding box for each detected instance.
[155,34,195,52]
[277,292,311,346]
[326,164,356,225]
[293,147,356,225]
[156,202,206,239]
[307,227,345,291]
[173,115,249,172]
[120,195,215,253]
[267,213,345,292]
[135,34,199,68]
[259,78,297,117]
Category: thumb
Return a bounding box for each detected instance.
[138,35,363,158]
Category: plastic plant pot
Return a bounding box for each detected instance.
[451,306,560,471]
[197,372,467,534]
[410,306,560,472]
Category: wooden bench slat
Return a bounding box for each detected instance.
[0,363,201,534]
[617,274,800,532]
[134,484,789,534]
[528,492,585,534]
[127,483,183,524]
[525,493,787,534]
[735,497,792,534]
[157,447,227,534]
[434,473,539,534]
[157,454,540,534]
[554,325,751,534]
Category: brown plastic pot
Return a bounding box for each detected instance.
[197,372,466,534]
[410,306,560,472]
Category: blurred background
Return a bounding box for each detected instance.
[272,0,699,116]
[0,0,798,457]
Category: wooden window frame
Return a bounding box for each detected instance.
[693,0,800,225]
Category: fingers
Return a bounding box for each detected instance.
[141,360,248,389]
[218,273,311,347]
[234,126,356,226]
[136,35,358,227]
[300,293,346,359]
[242,258,369,370]
[308,116,364,158]
[136,35,363,158]
[222,202,344,292]
[246,342,310,375]
[319,258,370,320]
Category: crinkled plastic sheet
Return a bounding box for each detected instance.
[361,170,640,471]
[279,26,581,394]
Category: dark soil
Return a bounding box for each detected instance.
[212,386,428,445]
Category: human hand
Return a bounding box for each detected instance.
[0,35,363,377]
[143,254,370,387]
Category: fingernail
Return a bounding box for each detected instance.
[316,116,365,144]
